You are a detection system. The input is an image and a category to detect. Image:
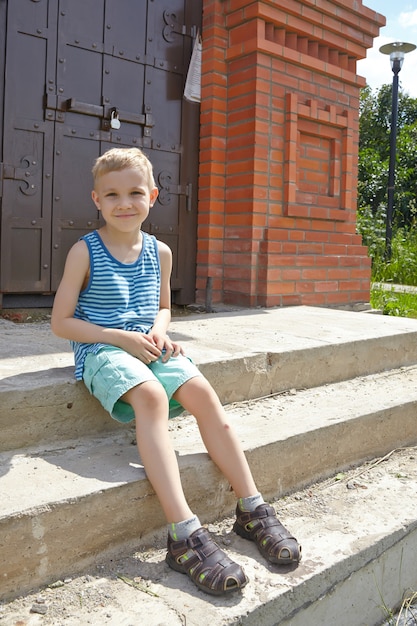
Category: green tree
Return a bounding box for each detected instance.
[358,84,417,230]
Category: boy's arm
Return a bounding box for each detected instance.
[152,240,173,334]
[148,240,183,359]
[51,241,161,362]
[51,239,97,342]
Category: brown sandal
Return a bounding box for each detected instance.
[166,526,248,596]
[233,503,302,565]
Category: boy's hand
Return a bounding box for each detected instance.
[147,329,184,362]
[120,332,161,364]
[161,338,184,362]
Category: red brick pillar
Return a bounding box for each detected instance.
[197,0,385,308]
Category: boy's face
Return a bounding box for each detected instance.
[91,168,158,232]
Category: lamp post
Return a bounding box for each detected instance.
[379,41,416,259]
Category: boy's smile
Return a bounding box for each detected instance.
[91,168,158,233]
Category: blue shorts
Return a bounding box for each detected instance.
[83,346,202,423]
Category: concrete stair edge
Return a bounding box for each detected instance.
[3,308,417,623]
[243,522,417,626]
[2,366,417,601]
[3,330,417,453]
[2,448,417,626]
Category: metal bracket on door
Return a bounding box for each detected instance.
[45,96,104,121]
[158,171,193,211]
[176,183,193,212]
[45,95,154,132]
[64,98,104,117]
[163,11,197,42]
[0,157,39,196]
[64,98,154,129]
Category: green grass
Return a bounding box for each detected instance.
[357,207,417,318]
[371,286,417,318]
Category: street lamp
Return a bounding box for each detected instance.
[379,41,416,259]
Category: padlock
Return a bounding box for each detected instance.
[110,110,121,130]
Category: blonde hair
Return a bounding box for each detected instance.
[92,147,156,190]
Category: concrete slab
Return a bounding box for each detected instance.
[3,306,417,378]
[3,306,417,451]
[2,305,417,617]
[2,366,417,601]
[1,448,417,626]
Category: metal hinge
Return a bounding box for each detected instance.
[181,183,193,212]
[158,172,193,212]
[0,158,39,197]
[163,11,197,42]
[167,182,193,211]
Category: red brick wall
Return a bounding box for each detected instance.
[197,0,385,308]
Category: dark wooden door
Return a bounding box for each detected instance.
[0,0,201,304]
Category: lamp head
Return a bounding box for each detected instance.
[379,41,416,71]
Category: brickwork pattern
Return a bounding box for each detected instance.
[197,0,385,307]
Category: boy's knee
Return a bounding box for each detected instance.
[176,375,218,404]
[127,380,167,409]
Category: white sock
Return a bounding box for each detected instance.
[238,493,265,512]
[168,515,201,541]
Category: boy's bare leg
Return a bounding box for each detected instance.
[173,376,258,498]
[123,381,194,523]
[124,379,249,596]
[174,376,302,567]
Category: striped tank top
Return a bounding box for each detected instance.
[71,230,160,380]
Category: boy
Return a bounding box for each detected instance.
[51,147,301,596]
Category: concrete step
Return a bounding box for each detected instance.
[2,306,417,452]
[1,447,416,626]
[2,365,417,602]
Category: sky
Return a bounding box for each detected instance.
[357,0,417,97]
